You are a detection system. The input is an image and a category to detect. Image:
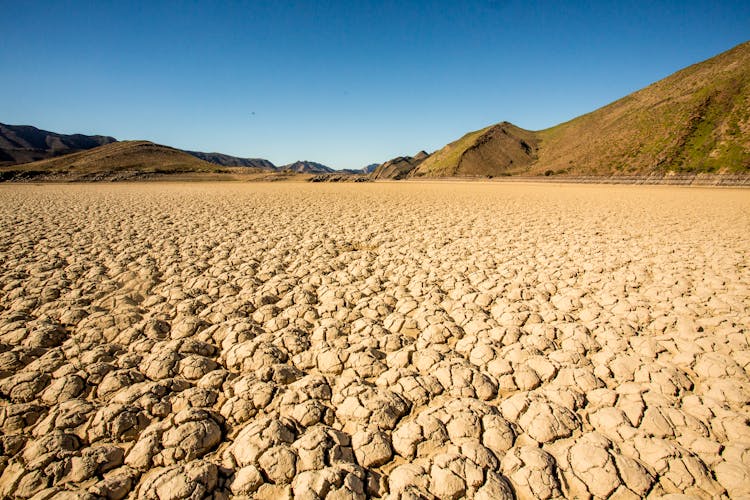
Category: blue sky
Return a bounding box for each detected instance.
[2,1,748,169]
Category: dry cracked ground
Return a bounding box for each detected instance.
[0,182,748,500]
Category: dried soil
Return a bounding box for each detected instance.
[0,182,748,499]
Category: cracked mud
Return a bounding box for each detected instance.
[0,182,748,499]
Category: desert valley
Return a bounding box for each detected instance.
[2,42,749,184]
[0,19,749,500]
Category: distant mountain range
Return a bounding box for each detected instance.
[361,163,379,174]
[185,151,276,170]
[280,161,335,174]
[2,41,748,181]
[0,125,338,177]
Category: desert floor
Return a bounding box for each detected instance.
[0,182,748,499]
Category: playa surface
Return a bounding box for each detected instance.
[0,182,748,499]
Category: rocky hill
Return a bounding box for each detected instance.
[0,123,116,166]
[280,161,335,174]
[411,124,537,177]
[370,151,430,179]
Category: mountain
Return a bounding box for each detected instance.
[534,40,750,175]
[409,40,750,177]
[371,151,430,179]
[331,164,380,175]
[280,161,335,173]
[0,123,279,173]
[411,124,537,177]
[0,141,230,181]
[186,151,276,170]
[5,41,747,181]
[0,123,116,166]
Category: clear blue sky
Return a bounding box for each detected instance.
[2,1,748,169]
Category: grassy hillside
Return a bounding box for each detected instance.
[0,141,235,181]
[409,40,750,178]
[412,127,491,177]
[535,40,750,175]
[412,122,538,177]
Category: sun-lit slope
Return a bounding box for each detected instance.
[0,141,235,180]
[404,41,750,178]
[409,127,490,177]
[535,40,750,175]
[410,122,539,177]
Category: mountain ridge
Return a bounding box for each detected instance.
[280,161,335,173]
[185,151,276,170]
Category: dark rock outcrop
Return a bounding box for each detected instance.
[370,151,430,180]
[280,161,335,174]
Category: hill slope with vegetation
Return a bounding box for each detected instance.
[535,40,750,175]
[377,41,750,179]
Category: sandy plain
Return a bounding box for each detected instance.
[0,181,748,499]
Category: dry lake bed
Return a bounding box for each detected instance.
[0,182,748,499]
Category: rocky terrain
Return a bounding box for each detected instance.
[371,152,430,180]
[532,40,750,176]
[280,162,335,174]
[308,174,370,183]
[360,164,380,175]
[0,182,748,499]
